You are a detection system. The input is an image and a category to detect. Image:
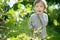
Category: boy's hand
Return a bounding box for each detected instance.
[31,27,34,32]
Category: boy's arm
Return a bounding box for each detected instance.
[43,14,48,27]
[40,13,48,27]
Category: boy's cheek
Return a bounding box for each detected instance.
[34,8,38,12]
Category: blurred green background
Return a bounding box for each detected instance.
[0,0,60,40]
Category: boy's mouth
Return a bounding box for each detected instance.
[38,10,41,12]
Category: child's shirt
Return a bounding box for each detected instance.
[28,13,48,38]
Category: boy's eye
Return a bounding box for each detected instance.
[39,6,43,7]
[35,5,43,7]
[36,6,39,7]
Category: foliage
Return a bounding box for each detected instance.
[0,0,60,40]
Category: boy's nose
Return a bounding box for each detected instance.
[38,7,41,9]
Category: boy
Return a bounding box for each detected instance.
[28,0,48,40]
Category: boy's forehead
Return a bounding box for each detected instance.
[35,1,44,6]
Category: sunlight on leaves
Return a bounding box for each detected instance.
[17,3,21,9]
[8,8,15,15]
[48,7,53,13]
[7,33,30,40]
[18,0,23,2]
[46,35,54,40]
[53,19,58,26]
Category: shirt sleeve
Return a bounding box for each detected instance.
[43,14,48,27]
[40,13,48,27]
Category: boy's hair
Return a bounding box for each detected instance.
[34,0,47,9]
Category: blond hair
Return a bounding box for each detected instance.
[34,0,47,9]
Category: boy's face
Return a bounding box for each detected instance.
[34,1,45,15]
